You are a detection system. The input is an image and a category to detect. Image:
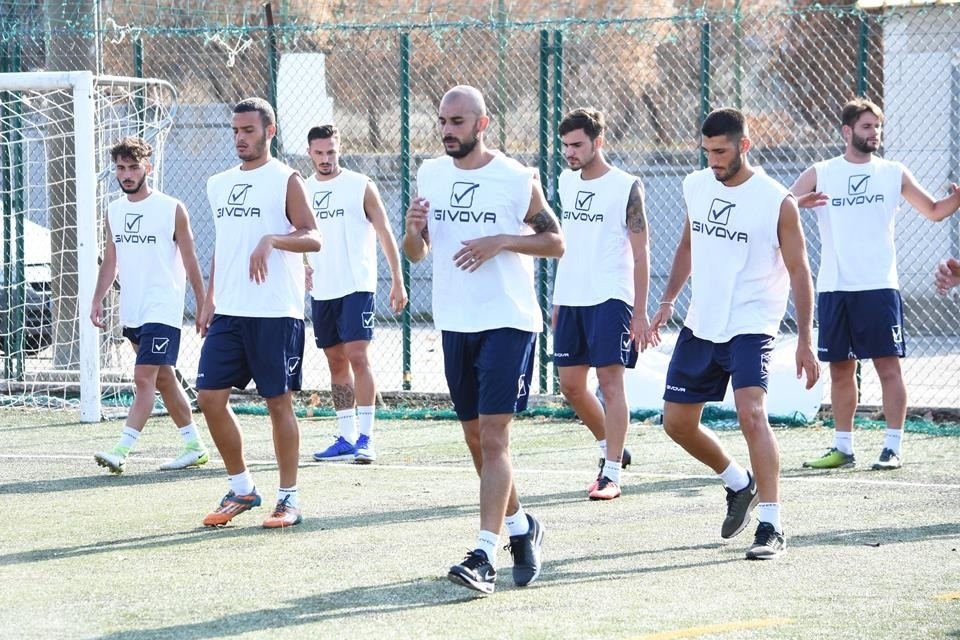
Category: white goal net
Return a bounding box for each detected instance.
[0,71,177,421]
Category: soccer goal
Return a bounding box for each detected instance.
[0,71,177,422]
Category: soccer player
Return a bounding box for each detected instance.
[648,107,819,560]
[402,85,564,594]
[305,124,407,464]
[792,98,960,471]
[197,98,321,529]
[552,107,651,500]
[935,258,960,295]
[91,136,208,474]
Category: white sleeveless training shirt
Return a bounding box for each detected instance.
[683,167,792,342]
[553,166,637,306]
[812,155,904,292]
[107,190,186,329]
[206,158,306,319]
[416,154,542,333]
[305,170,377,300]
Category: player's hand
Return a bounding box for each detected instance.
[647,302,673,345]
[405,197,429,236]
[90,300,106,329]
[796,191,828,209]
[551,305,558,332]
[795,339,820,390]
[454,236,504,272]
[388,279,408,313]
[249,235,274,284]
[305,265,314,292]
[198,299,215,337]
[934,257,960,295]
[194,298,204,334]
[631,313,652,351]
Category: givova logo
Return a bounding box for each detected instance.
[562,190,603,222]
[115,212,156,244]
[312,191,344,219]
[435,181,496,223]
[831,173,884,207]
[151,336,169,354]
[217,184,261,218]
[125,213,143,233]
[620,332,633,364]
[362,312,375,329]
[691,198,748,243]
[848,174,870,195]
[450,181,479,208]
[286,356,301,376]
[707,198,735,226]
[574,191,595,211]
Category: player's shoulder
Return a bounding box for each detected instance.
[683,167,713,188]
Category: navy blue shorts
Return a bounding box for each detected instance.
[553,299,638,369]
[663,327,775,403]
[196,314,305,398]
[442,327,536,421]
[817,289,906,361]
[311,291,375,349]
[123,323,181,366]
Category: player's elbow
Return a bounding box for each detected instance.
[544,232,565,258]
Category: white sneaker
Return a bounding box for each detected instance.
[94,449,127,474]
[159,446,210,471]
[354,434,376,464]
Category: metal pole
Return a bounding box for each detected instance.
[734,0,742,109]
[856,15,869,98]
[699,19,711,169]
[496,0,507,151]
[400,33,412,391]
[264,2,282,159]
[10,38,24,379]
[133,36,144,138]
[537,31,550,395]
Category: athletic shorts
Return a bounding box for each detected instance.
[196,314,305,398]
[311,291,375,349]
[122,323,181,366]
[817,289,906,362]
[441,327,536,421]
[663,327,775,403]
[553,298,639,369]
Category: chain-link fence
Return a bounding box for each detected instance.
[1,1,958,409]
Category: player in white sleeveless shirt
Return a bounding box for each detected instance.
[197,98,321,529]
[304,124,407,465]
[792,98,960,471]
[551,108,652,501]
[91,136,208,475]
[649,108,819,560]
[403,85,564,594]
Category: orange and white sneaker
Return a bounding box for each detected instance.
[202,489,262,527]
[588,476,622,501]
[262,496,303,529]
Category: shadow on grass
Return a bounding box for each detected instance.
[791,522,960,547]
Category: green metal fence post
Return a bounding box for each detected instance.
[548,30,563,395]
[856,14,869,98]
[699,18,711,169]
[264,2,282,159]
[537,30,550,395]
[400,32,412,391]
[133,36,145,137]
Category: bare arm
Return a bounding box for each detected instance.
[174,202,206,333]
[901,167,960,222]
[90,218,118,329]
[453,180,564,272]
[199,253,215,337]
[365,180,407,312]
[250,173,323,283]
[626,179,652,350]
[790,165,828,210]
[934,257,960,295]
[401,196,430,263]
[777,196,820,389]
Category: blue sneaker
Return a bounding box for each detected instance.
[313,436,356,461]
[354,434,376,464]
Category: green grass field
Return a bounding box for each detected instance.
[1,409,958,639]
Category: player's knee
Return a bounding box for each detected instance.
[558,378,587,400]
[736,405,769,437]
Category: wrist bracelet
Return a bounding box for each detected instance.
[659,301,674,306]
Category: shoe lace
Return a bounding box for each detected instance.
[753,522,776,545]
[460,550,488,570]
[271,496,292,516]
[596,476,614,491]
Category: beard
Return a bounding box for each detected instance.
[238,131,268,161]
[118,175,147,195]
[851,132,880,154]
[712,153,742,183]
[443,131,479,159]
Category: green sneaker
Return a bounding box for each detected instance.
[160,441,210,471]
[94,445,130,474]
[802,447,855,469]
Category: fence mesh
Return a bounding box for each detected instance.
[0,2,958,411]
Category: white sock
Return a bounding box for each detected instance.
[884,428,903,455]
[758,502,782,533]
[336,409,357,443]
[597,439,607,459]
[834,431,854,455]
[228,470,255,496]
[476,530,499,567]
[277,486,299,508]
[602,459,621,484]
[357,405,375,437]
[178,423,200,445]
[718,460,750,492]
[504,505,530,537]
[117,426,141,450]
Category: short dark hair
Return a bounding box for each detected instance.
[307,124,339,144]
[233,97,276,128]
[701,107,746,139]
[559,108,606,140]
[841,98,883,128]
[109,136,153,163]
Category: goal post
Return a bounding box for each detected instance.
[0,71,178,422]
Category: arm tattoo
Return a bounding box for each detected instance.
[526,209,560,234]
[331,383,355,411]
[626,180,647,234]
